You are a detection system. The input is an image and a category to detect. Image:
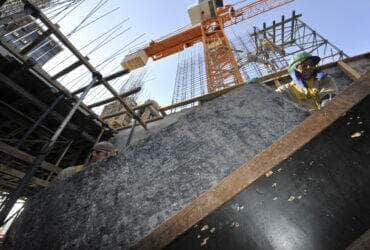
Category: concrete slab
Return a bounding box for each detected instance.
[5,83,309,249]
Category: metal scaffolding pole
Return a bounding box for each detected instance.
[0,93,65,172]
[0,75,98,226]
[0,0,149,215]
[20,0,146,129]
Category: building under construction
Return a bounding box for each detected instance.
[0,0,369,249]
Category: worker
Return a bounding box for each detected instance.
[56,141,117,181]
[275,51,337,111]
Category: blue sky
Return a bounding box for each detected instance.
[45,0,370,108]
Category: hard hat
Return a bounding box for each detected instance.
[93,141,115,153]
[288,51,321,73]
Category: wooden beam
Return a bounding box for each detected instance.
[88,87,141,109]
[51,60,84,80]
[273,78,282,87]
[337,61,362,81]
[100,102,153,120]
[0,142,62,173]
[117,116,164,131]
[0,164,49,187]
[160,84,244,112]
[133,71,370,250]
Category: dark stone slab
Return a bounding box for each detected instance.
[165,95,370,250]
[5,83,308,249]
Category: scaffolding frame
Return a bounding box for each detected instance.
[0,0,146,225]
[0,0,72,18]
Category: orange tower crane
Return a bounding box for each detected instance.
[122,0,293,94]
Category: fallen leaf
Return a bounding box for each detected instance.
[201,225,209,231]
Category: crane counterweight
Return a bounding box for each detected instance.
[121,49,149,71]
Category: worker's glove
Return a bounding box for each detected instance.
[275,87,283,93]
[307,88,318,98]
[275,84,289,93]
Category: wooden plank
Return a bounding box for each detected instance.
[133,71,370,250]
[0,142,62,173]
[0,164,49,187]
[337,61,362,81]
[160,84,243,112]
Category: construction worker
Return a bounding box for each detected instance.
[56,141,117,181]
[275,51,337,111]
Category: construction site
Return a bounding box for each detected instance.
[0,0,369,249]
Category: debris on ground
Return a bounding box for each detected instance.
[288,196,295,202]
[351,131,363,138]
[200,237,209,247]
[265,170,273,177]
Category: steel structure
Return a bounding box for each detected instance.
[0,14,62,65]
[245,11,347,77]
[0,0,148,226]
[171,11,347,106]
[122,0,293,96]
[171,47,206,109]
[0,0,72,18]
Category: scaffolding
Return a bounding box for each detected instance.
[0,14,62,65]
[0,0,148,226]
[171,11,347,108]
[101,70,148,129]
[0,0,72,18]
[172,45,206,110]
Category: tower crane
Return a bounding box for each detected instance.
[122,0,293,94]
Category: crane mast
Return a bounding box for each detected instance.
[201,15,243,92]
[122,0,293,95]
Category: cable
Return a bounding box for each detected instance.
[48,18,129,72]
